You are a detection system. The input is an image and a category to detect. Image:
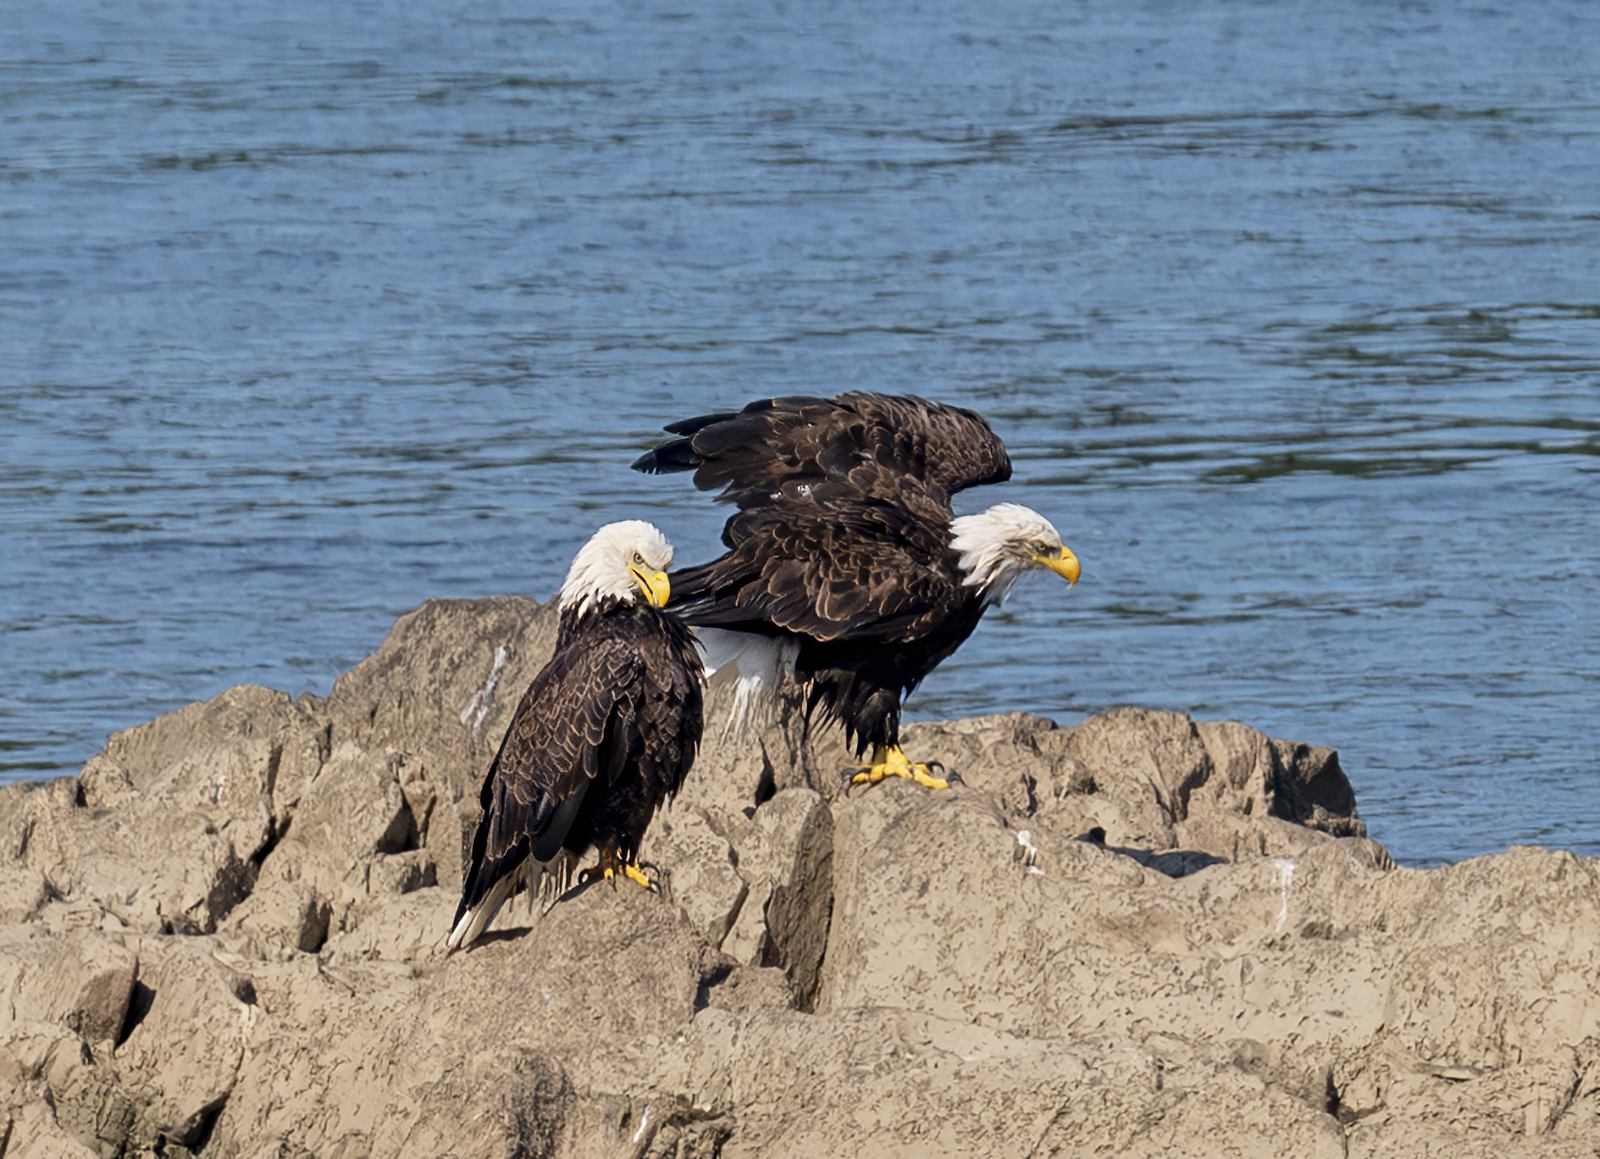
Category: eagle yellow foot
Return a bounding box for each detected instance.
[847,744,953,791]
[577,851,658,892]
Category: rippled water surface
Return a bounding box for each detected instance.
[5,0,1599,866]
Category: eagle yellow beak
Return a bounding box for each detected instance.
[1034,545,1080,586]
[630,567,671,608]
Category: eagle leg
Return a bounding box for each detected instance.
[578,845,659,892]
[848,744,952,791]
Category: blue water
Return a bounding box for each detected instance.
[4,0,1599,867]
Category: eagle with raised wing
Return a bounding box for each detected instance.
[632,393,1078,789]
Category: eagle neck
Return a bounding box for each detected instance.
[558,593,641,634]
[949,532,1025,607]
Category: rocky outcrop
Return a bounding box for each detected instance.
[3,597,1597,1158]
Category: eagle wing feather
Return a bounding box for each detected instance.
[455,636,645,921]
[631,393,1011,525]
[672,502,963,644]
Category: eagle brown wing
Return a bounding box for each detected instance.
[631,392,1011,539]
[454,635,644,925]
[670,500,966,644]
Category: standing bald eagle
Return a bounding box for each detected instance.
[631,393,1078,789]
[447,521,703,952]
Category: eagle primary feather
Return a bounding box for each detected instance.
[448,521,703,951]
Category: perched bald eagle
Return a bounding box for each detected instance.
[447,521,704,952]
[631,393,1078,789]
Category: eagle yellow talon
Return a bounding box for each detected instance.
[578,855,656,892]
[850,744,951,791]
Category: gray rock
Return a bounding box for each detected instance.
[639,804,746,948]
[0,926,137,1048]
[109,938,256,1152]
[719,788,833,1010]
[4,596,1597,1159]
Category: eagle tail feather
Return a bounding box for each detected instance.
[694,627,797,738]
[446,865,520,952]
[446,854,576,953]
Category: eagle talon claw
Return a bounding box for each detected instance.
[577,856,657,893]
[843,745,954,792]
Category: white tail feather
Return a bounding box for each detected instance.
[445,855,575,952]
[694,628,798,738]
[447,870,518,951]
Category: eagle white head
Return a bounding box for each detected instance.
[949,503,1080,605]
[559,520,674,618]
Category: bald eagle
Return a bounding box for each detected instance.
[631,392,1078,789]
[447,521,704,952]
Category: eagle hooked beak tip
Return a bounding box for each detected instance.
[1035,546,1080,586]
[632,567,671,608]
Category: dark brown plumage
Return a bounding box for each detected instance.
[632,393,1077,783]
[448,522,703,950]
[637,393,1012,529]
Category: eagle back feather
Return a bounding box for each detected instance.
[669,499,959,644]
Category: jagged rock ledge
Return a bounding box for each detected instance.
[3,598,1597,1158]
